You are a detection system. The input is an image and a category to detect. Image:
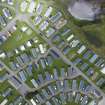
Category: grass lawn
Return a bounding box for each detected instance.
[0,80,23,104]
[0,21,45,52]
[65,102,79,105]
[80,18,105,58]
[0,69,7,76]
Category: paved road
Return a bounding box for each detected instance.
[38,88,96,105]
[0,60,32,92]
[0,1,105,105]
[0,60,32,105]
[14,49,50,74]
[31,72,80,92]
[26,21,105,98]
[99,97,105,105]
[52,47,105,97]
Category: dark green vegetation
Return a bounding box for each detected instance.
[84,30,103,48]
[25,91,39,99]
[80,17,105,58]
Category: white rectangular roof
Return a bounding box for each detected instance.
[101,67,105,74]
[28,1,36,13]
[77,45,86,54]
[31,79,38,88]
[44,7,53,17]
[30,99,37,105]
[67,34,74,42]
[39,44,45,54]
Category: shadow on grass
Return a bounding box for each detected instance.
[84,31,103,48]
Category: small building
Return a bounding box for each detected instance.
[19,71,26,82]
[39,44,45,54]
[0,16,6,26]
[83,50,93,60]
[70,39,80,48]
[62,46,70,55]
[50,11,62,23]
[72,80,77,90]
[2,8,12,19]
[20,1,28,12]
[53,68,58,80]
[0,99,8,105]
[50,50,59,59]
[44,7,53,18]
[28,1,36,13]
[36,3,43,15]
[39,58,46,69]
[101,67,105,74]
[66,34,74,42]
[46,27,55,37]
[89,54,98,63]
[77,45,86,54]
[20,45,26,51]
[34,16,42,25]
[0,52,6,59]
[7,0,14,5]
[31,79,39,88]
[45,72,51,81]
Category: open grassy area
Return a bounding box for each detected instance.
[25,58,69,88]
[0,81,20,103]
[0,22,34,51]
[80,17,105,58]
[65,102,79,105]
[0,20,45,52]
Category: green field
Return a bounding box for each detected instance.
[80,18,105,58]
[65,102,79,105]
[0,0,104,104]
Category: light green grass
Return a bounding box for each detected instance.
[0,21,39,51]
